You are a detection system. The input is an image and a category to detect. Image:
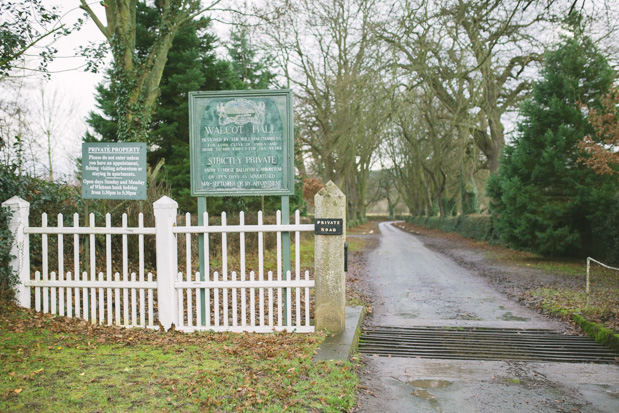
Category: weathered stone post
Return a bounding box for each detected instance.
[314,181,346,333]
[2,196,30,308]
[153,196,178,331]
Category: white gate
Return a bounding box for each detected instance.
[173,209,314,332]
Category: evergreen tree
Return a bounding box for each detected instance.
[486,15,617,257]
[148,17,242,211]
[226,26,276,90]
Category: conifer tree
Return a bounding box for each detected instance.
[226,26,275,90]
[486,14,617,257]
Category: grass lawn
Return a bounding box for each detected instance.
[1,223,378,412]
[0,302,358,412]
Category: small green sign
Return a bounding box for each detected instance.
[82,143,147,200]
[189,90,294,197]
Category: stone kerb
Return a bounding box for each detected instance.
[2,196,30,307]
[314,181,346,334]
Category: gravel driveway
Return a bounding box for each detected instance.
[353,222,619,413]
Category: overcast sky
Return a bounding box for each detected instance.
[46,1,106,113]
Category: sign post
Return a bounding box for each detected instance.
[189,90,295,325]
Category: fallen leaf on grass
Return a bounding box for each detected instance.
[14,389,22,394]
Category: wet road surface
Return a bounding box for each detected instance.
[355,222,619,412]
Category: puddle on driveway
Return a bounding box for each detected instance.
[408,380,453,412]
[410,379,453,389]
[396,312,418,319]
[499,311,530,321]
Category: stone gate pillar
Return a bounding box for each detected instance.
[314,181,346,333]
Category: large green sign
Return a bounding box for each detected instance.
[189,90,294,197]
[82,142,147,200]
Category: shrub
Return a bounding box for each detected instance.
[0,164,79,301]
[406,214,501,243]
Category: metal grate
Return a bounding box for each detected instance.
[359,326,619,363]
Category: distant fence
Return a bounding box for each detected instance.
[586,257,619,306]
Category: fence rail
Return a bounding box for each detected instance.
[172,208,315,332]
[176,270,314,333]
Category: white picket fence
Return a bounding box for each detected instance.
[4,195,315,333]
[173,209,314,332]
[25,211,156,328]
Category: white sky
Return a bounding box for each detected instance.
[46,1,107,119]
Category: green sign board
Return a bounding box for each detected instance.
[82,142,147,200]
[189,89,294,197]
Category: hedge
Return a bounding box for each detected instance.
[405,214,501,244]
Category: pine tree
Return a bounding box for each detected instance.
[226,26,276,90]
[486,15,618,257]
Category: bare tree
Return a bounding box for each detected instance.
[389,85,467,217]
[259,0,391,220]
[35,83,79,180]
[380,0,564,172]
[0,77,36,174]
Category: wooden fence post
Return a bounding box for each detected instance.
[153,196,178,330]
[314,181,346,333]
[2,196,30,307]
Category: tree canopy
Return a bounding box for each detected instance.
[0,0,73,78]
[486,14,618,257]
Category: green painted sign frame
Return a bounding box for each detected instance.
[189,89,295,197]
[81,142,147,200]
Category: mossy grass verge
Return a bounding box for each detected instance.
[571,313,619,352]
[0,303,358,412]
[529,288,619,351]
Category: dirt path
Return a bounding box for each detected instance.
[353,222,619,413]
